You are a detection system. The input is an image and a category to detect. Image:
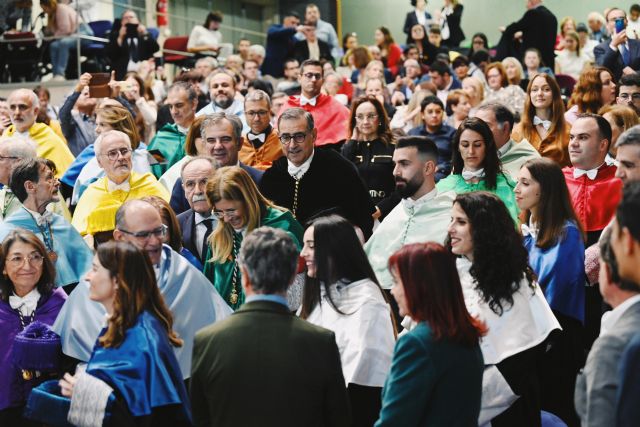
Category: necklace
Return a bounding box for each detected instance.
[23,208,58,262]
[229,233,241,305]
[292,178,301,219]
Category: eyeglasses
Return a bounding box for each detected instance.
[119,224,167,240]
[0,155,18,161]
[7,254,44,267]
[279,132,308,145]
[618,93,640,102]
[101,147,132,161]
[302,72,322,81]
[355,113,379,122]
[245,110,269,118]
[213,208,238,219]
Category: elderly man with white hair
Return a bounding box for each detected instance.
[2,89,74,178]
[71,130,169,236]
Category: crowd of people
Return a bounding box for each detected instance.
[1,0,640,426]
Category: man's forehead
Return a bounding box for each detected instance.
[205,121,234,137]
[279,118,307,132]
[167,88,189,103]
[183,160,213,178]
[620,85,640,93]
[571,118,598,135]
[8,93,31,106]
[393,147,417,161]
[124,206,161,230]
[101,135,130,150]
[211,74,234,85]
[474,110,495,124]
[301,65,322,75]
[245,99,268,110]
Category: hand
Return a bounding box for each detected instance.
[391,91,406,106]
[498,26,506,33]
[514,31,523,41]
[137,24,147,35]
[75,72,92,93]
[623,66,636,76]
[0,115,11,133]
[611,29,627,48]
[59,372,77,397]
[372,207,382,220]
[108,71,120,97]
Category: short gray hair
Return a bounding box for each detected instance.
[180,155,218,179]
[195,56,218,69]
[616,125,640,149]
[168,81,197,102]
[0,136,37,158]
[277,107,314,131]
[200,113,243,146]
[94,130,132,155]
[9,88,40,110]
[238,227,298,294]
[244,89,272,109]
[249,44,265,58]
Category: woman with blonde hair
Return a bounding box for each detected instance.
[565,66,616,124]
[501,57,524,87]
[204,166,303,310]
[390,89,432,133]
[555,31,590,79]
[512,73,571,166]
[484,62,527,116]
[445,89,471,129]
[461,76,484,117]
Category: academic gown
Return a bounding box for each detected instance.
[499,139,541,181]
[147,124,186,178]
[0,208,93,287]
[364,190,455,290]
[72,172,169,235]
[52,245,232,378]
[2,123,74,178]
[86,311,191,425]
[203,207,303,310]
[436,173,519,222]
[0,288,67,411]
[239,129,284,171]
[0,189,72,222]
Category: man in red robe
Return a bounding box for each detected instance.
[277,59,350,148]
[563,113,623,246]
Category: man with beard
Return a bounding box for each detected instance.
[196,69,249,133]
[365,136,455,320]
[0,158,92,288]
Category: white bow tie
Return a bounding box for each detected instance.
[533,116,551,130]
[9,289,41,317]
[107,180,131,192]
[300,96,317,107]
[461,168,486,181]
[248,133,265,143]
[573,168,598,180]
[520,223,538,238]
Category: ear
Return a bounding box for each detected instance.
[23,179,36,194]
[622,227,636,256]
[96,155,105,170]
[424,159,436,176]
[240,264,253,293]
[310,128,318,143]
[113,229,124,241]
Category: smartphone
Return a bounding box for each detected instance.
[88,72,111,98]
[126,23,139,38]
[615,17,625,33]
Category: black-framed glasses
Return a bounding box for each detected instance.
[618,93,640,102]
[119,224,167,240]
[245,110,269,118]
[279,132,308,145]
[101,147,132,161]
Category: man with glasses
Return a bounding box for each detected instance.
[54,199,232,379]
[0,157,92,290]
[147,82,199,178]
[72,130,169,236]
[2,89,74,179]
[261,107,374,237]
[278,59,350,148]
[240,90,283,171]
[196,69,249,133]
[595,8,640,81]
[617,73,640,115]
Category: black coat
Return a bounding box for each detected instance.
[502,5,558,69]
[106,19,160,80]
[594,39,640,81]
[292,39,334,66]
[260,148,375,238]
[441,4,465,47]
[403,10,433,44]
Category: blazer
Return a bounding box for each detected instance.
[106,19,160,80]
[594,39,640,81]
[262,24,298,78]
[403,10,433,43]
[503,5,558,69]
[190,300,351,427]
[575,300,640,427]
[441,4,465,47]
[616,331,640,427]
[292,39,334,67]
[177,208,203,264]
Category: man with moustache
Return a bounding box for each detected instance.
[365,136,455,320]
[196,69,249,133]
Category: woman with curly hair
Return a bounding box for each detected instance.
[58,241,191,426]
[436,117,519,221]
[512,73,571,167]
[565,66,616,125]
[447,191,560,427]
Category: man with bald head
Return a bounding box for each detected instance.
[53,198,232,378]
[2,89,74,178]
[72,130,169,235]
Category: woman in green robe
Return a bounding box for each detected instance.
[204,166,303,309]
[436,117,519,221]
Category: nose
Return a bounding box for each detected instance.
[615,167,624,179]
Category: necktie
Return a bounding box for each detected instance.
[129,38,139,62]
[461,168,486,181]
[201,218,214,260]
[533,116,552,130]
[621,44,630,66]
[573,168,598,180]
[248,133,266,149]
[9,289,40,317]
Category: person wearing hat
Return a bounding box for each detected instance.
[0,230,66,426]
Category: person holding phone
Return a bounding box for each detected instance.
[595,7,640,80]
[106,9,159,80]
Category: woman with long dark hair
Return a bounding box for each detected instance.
[406,23,438,67]
[447,192,560,426]
[343,96,398,220]
[436,117,519,221]
[375,242,484,426]
[374,26,403,77]
[515,158,585,426]
[58,241,190,426]
[300,215,395,427]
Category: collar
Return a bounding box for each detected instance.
[462,168,486,181]
[176,124,189,134]
[107,177,131,192]
[9,287,41,317]
[573,163,605,180]
[195,211,213,225]
[24,206,53,226]
[600,294,640,336]
[521,218,539,238]
[245,294,289,308]
[497,140,513,158]
[287,150,315,179]
[402,187,437,210]
[300,94,318,106]
[533,116,552,130]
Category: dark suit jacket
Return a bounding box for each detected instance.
[292,39,334,66]
[441,4,465,47]
[262,24,298,78]
[403,10,433,44]
[176,208,213,264]
[594,39,640,81]
[503,5,558,69]
[191,300,351,427]
[106,19,160,80]
[616,330,640,427]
